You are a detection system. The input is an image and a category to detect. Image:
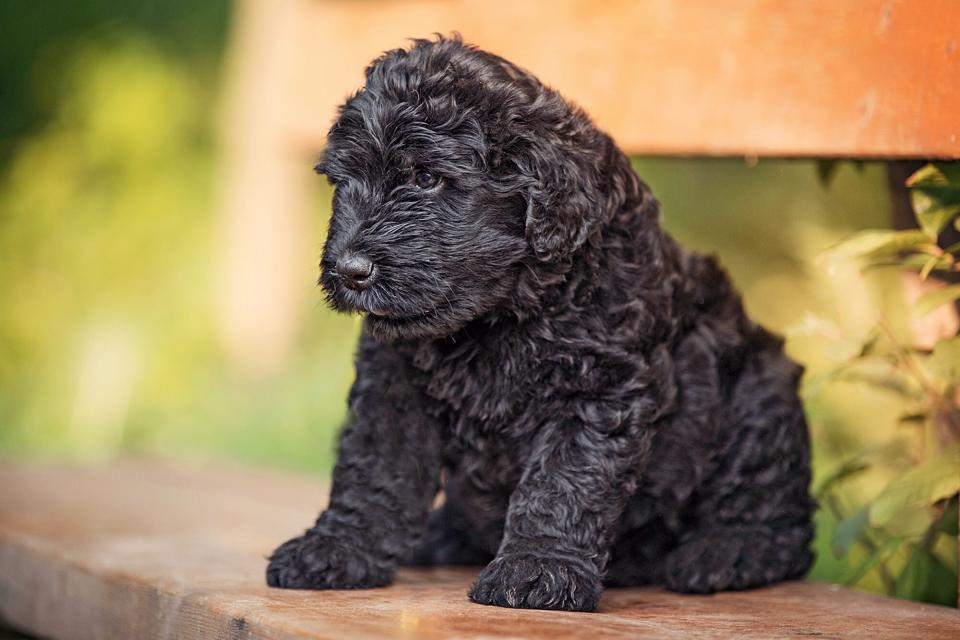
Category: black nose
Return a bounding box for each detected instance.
[336,254,375,290]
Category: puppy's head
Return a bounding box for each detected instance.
[318,36,635,341]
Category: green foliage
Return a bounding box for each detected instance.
[825,163,960,280]
[870,446,960,534]
[0,1,231,163]
[895,546,957,607]
[808,163,960,606]
[0,25,359,473]
[908,164,960,239]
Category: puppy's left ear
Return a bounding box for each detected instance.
[512,92,633,263]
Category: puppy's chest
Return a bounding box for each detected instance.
[412,341,539,490]
[410,331,542,436]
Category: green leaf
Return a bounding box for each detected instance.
[897,253,949,271]
[833,505,870,557]
[911,196,960,239]
[928,337,960,384]
[836,359,919,399]
[870,445,960,529]
[915,284,960,316]
[880,502,938,537]
[908,164,960,238]
[822,230,931,265]
[907,163,960,189]
[937,495,958,536]
[815,458,871,497]
[842,536,903,585]
[919,254,941,280]
[894,545,958,606]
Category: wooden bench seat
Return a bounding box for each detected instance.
[0,461,956,639]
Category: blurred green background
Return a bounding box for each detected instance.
[0,1,954,604]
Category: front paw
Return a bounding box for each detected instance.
[468,552,602,612]
[266,531,392,590]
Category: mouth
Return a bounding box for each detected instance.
[347,292,439,323]
[321,271,455,336]
[327,286,469,340]
[326,285,434,324]
[365,307,432,324]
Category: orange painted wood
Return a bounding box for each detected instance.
[1,461,958,639]
[284,0,960,158]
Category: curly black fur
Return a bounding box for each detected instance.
[266,35,814,612]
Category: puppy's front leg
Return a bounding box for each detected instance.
[267,332,441,589]
[469,407,653,611]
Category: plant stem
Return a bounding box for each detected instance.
[823,493,897,593]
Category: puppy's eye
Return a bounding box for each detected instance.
[413,170,441,190]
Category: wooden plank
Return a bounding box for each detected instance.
[283,0,960,158]
[0,461,957,639]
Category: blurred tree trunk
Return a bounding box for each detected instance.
[216,0,313,378]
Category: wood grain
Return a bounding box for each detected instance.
[0,461,957,639]
[276,0,960,158]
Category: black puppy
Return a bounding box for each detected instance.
[267,36,814,612]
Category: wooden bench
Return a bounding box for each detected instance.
[1,461,958,639]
